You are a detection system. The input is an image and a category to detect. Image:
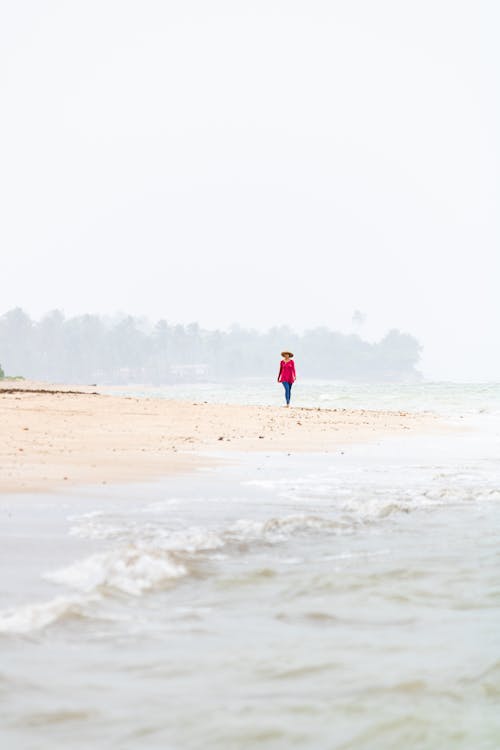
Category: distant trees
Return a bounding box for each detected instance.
[0,308,422,384]
[0,308,33,377]
[0,362,4,379]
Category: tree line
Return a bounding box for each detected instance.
[0,308,422,384]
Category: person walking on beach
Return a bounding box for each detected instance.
[277,351,296,407]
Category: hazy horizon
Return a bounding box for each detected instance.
[1,1,498,381]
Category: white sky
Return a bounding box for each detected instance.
[1,1,498,380]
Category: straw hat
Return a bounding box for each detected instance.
[281,351,294,358]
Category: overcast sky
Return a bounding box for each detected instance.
[1,1,498,379]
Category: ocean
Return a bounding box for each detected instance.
[1,381,499,749]
[101,378,500,416]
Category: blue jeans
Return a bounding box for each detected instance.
[282,381,292,404]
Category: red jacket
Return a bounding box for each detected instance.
[278,359,296,383]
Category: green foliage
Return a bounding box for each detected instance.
[0,308,422,384]
[0,362,4,379]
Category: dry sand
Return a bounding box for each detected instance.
[0,380,444,494]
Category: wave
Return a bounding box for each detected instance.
[247,473,500,518]
[46,547,188,596]
[0,512,355,635]
[3,461,498,636]
[0,594,95,635]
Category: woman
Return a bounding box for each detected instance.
[277,351,296,407]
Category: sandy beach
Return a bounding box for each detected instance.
[0,380,443,494]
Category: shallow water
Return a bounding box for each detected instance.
[1,394,500,748]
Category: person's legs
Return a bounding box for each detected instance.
[282,381,292,405]
[287,382,292,405]
[282,382,288,404]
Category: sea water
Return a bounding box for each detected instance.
[1,382,500,749]
[101,378,500,417]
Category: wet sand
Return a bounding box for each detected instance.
[0,380,443,493]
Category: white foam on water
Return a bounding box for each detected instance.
[45,547,188,596]
[0,594,96,635]
[0,549,188,634]
[245,462,500,524]
[228,515,350,543]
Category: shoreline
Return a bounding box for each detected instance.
[1,380,448,494]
